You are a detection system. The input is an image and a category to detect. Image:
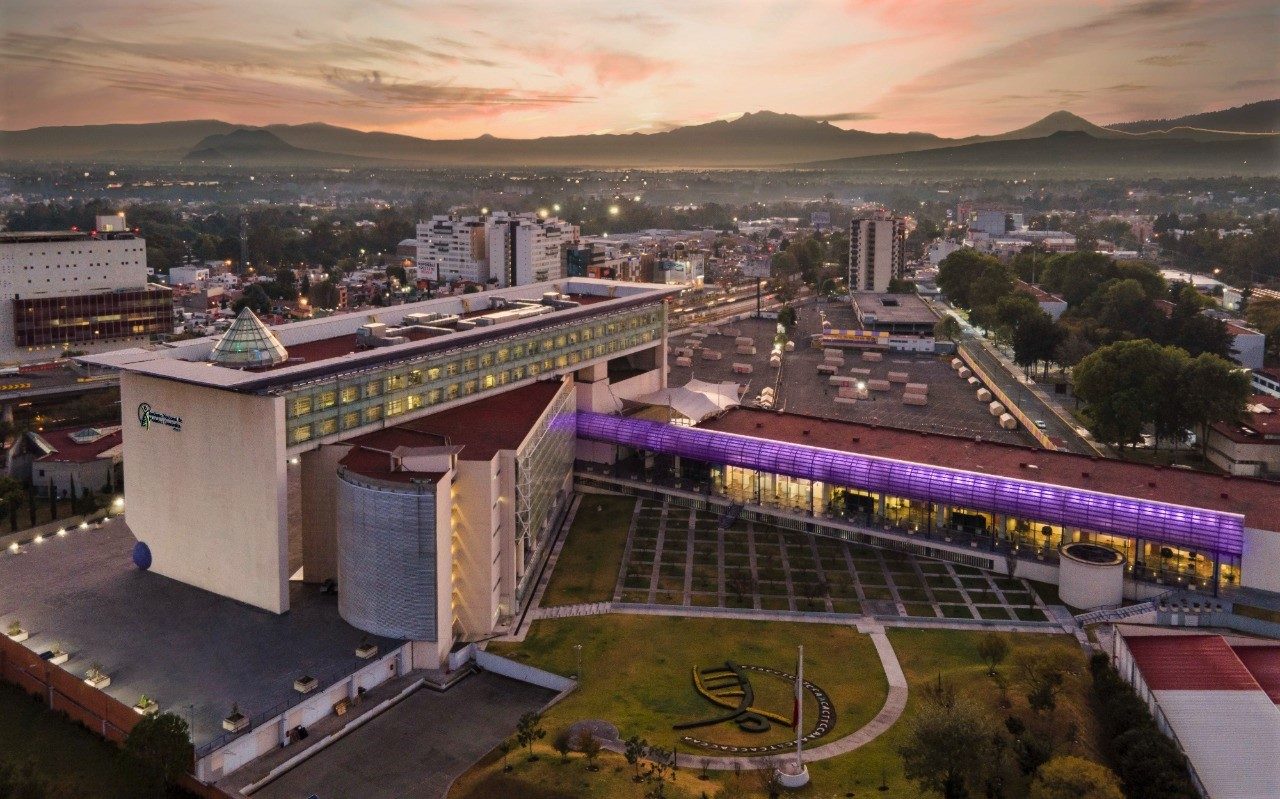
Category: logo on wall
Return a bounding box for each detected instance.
[673,661,835,754]
[137,402,182,432]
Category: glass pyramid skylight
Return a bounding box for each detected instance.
[209,308,289,368]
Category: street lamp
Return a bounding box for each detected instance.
[572,643,583,680]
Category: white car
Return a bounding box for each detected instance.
[1034,419,1048,430]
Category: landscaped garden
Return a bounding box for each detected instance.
[541,495,637,607]
[452,618,1108,799]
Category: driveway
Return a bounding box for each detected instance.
[252,672,557,799]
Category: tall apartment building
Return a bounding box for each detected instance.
[969,209,1024,237]
[415,216,489,284]
[848,210,906,293]
[487,212,577,287]
[0,215,172,364]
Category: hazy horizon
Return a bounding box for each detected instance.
[1,0,1276,138]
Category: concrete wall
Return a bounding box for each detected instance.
[475,649,575,692]
[299,444,352,584]
[1243,527,1280,594]
[120,373,288,613]
[450,457,501,638]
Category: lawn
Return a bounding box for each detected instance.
[0,682,154,798]
[541,495,637,607]
[459,615,887,798]
[459,623,1104,799]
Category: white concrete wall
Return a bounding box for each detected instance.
[1058,552,1125,609]
[300,443,352,584]
[475,649,574,692]
[451,458,500,638]
[120,373,288,612]
[1243,527,1280,594]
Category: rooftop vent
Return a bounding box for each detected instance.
[1081,471,1090,478]
[1147,481,1157,488]
[1220,492,1230,499]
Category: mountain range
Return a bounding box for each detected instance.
[1,102,1277,172]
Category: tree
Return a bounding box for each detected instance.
[233,283,272,315]
[1013,313,1064,377]
[777,305,797,331]
[1179,352,1250,457]
[553,731,572,763]
[934,315,962,343]
[1246,296,1280,360]
[1012,649,1076,715]
[937,249,995,308]
[624,735,649,781]
[1073,340,1183,451]
[0,476,25,533]
[1163,285,1232,359]
[309,278,341,310]
[575,728,601,771]
[515,711,546,760]
[124,712,192,792]
[899,696,998,799]
[1030,756,1123,799]
[976,633,1010,676]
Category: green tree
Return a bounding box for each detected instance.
[0,476,25,533]
[1163,285,1232,358]
[899,696,999,799]
[515,711,546,760]
[124,712,192,792]
[777,305,797,331]
[624,735,648,781]
[309,279,341,310]
[1179,353,1251,457]
[969,262,1015,311]
[1246,297,1280,360]
[233,283,272,315]
[936,249,994,308]
[1013,314,1064,377]
[1030,756,1123,799]
[1012,648,1076,715]
[976,633,1010,676]
[1073,340,1183,451]
[934,315,962,343]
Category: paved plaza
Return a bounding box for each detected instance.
[252,672,556,799]
[667,306,1029,444]
[607,498,1052,623]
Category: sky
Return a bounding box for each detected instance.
[0,0,1275,138]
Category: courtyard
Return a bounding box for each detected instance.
[599,497,1053,624]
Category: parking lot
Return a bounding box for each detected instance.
[667,304,1030,445]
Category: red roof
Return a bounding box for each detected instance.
[1210,395,1280,443]
[1125,635,1261,691]
[697,408,1280,531]
[339,381,565,480]
[1232,645,1280,704]
[33,426,122,463]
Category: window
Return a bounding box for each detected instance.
[339,386,359,404]
[291,396,312,417]
[317,390,337,410]
[362,405,383,424]
[363,380,381,399]
[342,411,360,430]
[291,424,313,444]
[386,398,406,417]
[318,418,338,436]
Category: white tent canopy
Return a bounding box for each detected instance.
[632,378,744,422]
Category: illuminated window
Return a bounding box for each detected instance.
[291,396,312,417]
[364,381,381,398]
[340,386,359,404]
[463,379,477,395]
[341,411,360,430]
[482,374,496,389]
[445,361,459,377]
[408,369,423,385]
[362,405,383,423]
[386,398,406,417]
[290,424,313,444]
[407,394,423,411]
[426,366,442,381]
[427,388,442,404]
[496,347,509,363]
[318,417,338,436]
[317,390,337,409]
[463,356,477,372]
[445,383,459,400]
[479,352,494,368]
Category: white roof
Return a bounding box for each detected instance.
[632,378,742,423]
[1154,689,1280,799]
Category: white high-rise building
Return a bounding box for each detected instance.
[487,212,577,287]
[849,210,906,293]
[416,216,489,284]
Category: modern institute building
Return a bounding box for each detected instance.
[81,278,674,667]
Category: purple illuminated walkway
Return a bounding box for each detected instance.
[571,411,1244,557]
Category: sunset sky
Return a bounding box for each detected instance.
[1,0,1275,138]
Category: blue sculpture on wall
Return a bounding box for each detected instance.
[132,541,152,571]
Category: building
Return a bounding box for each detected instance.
[487,212,577,287]
[970,209,1022,237]
[1203,395,1280,477]
[1252,367,1280,399]
[575,407,1280,600]
[848,211,906,293]
[849,291,937,336]
[1112,630,1280,799]
[1223,317,1266,370]
[168,265,210,286]
[415,215,488,284]
[0,219,173,364]
[81,278,675,667]
[1015,280,1068,321]
[13,424,122,498]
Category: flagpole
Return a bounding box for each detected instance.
[796,644,804,767]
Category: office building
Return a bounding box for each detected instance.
[415,215,488,284]
[0,216,173,363]
[848,211,906,293]
[970,209,1023,237]
[487,212,577,287]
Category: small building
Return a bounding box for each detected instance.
[16,425,123,497]
[1203,395,1280,477]
[849,292,936,336]
[1252,367,1280,399]
[1015,280,1068,321]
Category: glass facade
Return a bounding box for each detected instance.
[14,288,173,347]
[513,386,576,604]
[282,305,662,447]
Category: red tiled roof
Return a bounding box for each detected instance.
[33,426,122,463]
[1232,645,1280,704]
[1125,635,1261,691]
[697,408,1280,531]
[338,381,565,481]
[1209,395,1280,444]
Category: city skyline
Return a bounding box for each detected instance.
[1,0,1276,138]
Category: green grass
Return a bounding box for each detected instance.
[541,496,637,607]
[0,683,159,798]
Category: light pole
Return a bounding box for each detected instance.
[573,644,583,680]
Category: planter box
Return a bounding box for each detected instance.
[223,714,249,733]
[85,674,111,689]
[134,701,159,717]
[6,630,29,643]
[48,650,68,666]
[294,676,318,694]
[355,643,378,660]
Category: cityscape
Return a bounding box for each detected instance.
[1,2,1279,799]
